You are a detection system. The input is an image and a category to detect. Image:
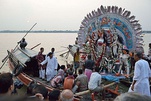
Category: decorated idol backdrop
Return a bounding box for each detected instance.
[77,5,143,58]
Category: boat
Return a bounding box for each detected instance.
[7,47,59,91]
[7,47,81,101]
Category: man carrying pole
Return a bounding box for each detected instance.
[0,23,37,69]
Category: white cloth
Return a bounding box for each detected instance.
[41,56,58,81]
[128,59,151,96]
[97,38,104,53]
[39,69,45,79]
[51,75,62,87]
[120,53,130,75]
[88,72,102,90]
[112,35,118,56]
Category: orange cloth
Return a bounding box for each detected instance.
[63,77,74,90]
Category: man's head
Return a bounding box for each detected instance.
[60,65,65,70]
[87,54,91,59]
[48,52,53,59]
[48,89,60,101]
[78,68,83,75]
[149,43,151,48]
[32,85,48,99]
[40,47,44,53]
[51,48,55,53]
[59,89,74,101]
[134,52,143,61]
[66,64,71,68]
[68,71,73,76]
[0,72,14,95]
[22,38,25,42]
[94,67,100,73]
[114,92,151,101]
[122,45,129,54]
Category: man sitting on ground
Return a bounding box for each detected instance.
[63,71,74,90]
[72,68,88,93]
[51,65,65,88]
[88,67,103,92]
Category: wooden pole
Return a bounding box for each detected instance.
[30,43,41,50]
[59,51,69,57]
[74,82,117,96]
[1,23,37,69]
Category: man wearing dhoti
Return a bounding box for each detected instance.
[129,52,151,96]
[41,52,58,83]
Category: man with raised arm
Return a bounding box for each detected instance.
[41,52,58,83]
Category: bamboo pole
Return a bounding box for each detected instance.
[1,23,37,69]
[75,82,117,96]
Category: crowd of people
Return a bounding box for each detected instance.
[0,71,150,101]
[0,72,75,101]
[35,44,151,100]
[1,43,151,101]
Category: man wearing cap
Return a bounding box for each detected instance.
[41,52,58,83]
[120,45,130,75]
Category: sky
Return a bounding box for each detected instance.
[0,0,151,31]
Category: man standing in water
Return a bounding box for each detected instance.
[129,52,151,96]
[41,52,58,83]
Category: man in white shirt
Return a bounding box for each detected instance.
[41,52,58,83]
[88,67,103,92]
[129,52,151,96]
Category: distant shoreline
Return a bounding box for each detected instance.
[0,30,151,33]
[0,30,78,33]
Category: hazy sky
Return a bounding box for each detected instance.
[0,0,150,31]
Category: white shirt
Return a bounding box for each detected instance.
[88,72,102,90]
[41,56,58,76]
[130,59,151,96]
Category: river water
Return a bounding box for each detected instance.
[0,33,77,72]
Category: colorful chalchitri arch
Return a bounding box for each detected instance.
[77,5,144,66]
